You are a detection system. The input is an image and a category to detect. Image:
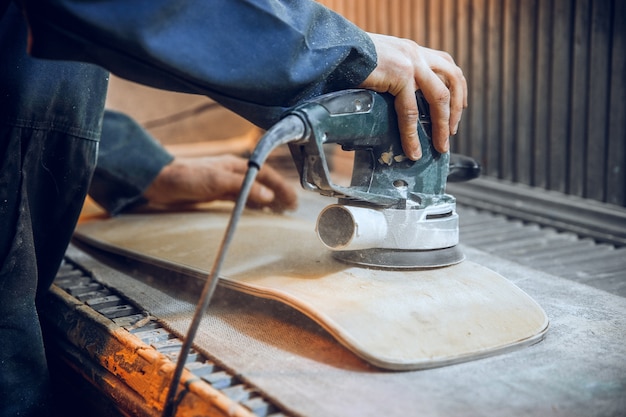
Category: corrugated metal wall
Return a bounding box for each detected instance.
[319,0,626,207]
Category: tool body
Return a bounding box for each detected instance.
[284,89,470,268]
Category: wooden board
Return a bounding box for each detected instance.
[74,207,549,370]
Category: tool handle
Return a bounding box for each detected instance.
[448,153,481,182]
[287,89,449,206]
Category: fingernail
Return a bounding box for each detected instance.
[453,123,459,135]
[260,186,274,202]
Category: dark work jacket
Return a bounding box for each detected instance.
[13,0,377,213]
[92,110,174,215]
[1,3,375,414]
[1,3,375,412]
[20,0,378,129]
[0,2,169,218]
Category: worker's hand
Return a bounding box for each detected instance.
[143,155,298,212]
[359,33,468,160]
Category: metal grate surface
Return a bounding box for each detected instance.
[457,205,626,297]
[52,260,291,417]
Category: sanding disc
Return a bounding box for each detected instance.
[331,246,465,270]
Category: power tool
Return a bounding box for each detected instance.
[284,89,478,269]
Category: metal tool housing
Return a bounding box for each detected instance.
[286,89,463,269]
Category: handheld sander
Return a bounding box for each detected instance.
[285,89,478,269]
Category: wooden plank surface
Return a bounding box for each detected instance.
[74,207,549,370]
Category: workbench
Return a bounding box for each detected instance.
[42,189,626,417]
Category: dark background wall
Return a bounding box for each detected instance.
[321,0,626,208]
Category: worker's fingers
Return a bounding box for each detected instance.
[428,48,468,136]
[255,164,298,212]
[207,167,255,202]
[218,154,297,211]
[448,75,467,135]
[245,177,279,209]
[450,55,469,133]
[414,66,451,153]
[142,155,297,212]
[359,33,467,159]
[394,87,422,159]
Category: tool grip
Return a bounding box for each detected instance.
[448,153,481,182]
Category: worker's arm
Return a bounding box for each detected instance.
[142,155,298,213]
[22,0,376,129]
[89,111,173,215]
[21,0,466,159]
[92,111,297,215]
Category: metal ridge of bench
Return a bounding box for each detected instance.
[44,259,291,417]
[447,177,626,247]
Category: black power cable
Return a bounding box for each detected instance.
[161,115,307,417]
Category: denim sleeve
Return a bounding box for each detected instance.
[89,110,174,216]
[21,0,377,129]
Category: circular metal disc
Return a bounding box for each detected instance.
[332,246,465,270]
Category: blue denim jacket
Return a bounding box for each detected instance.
[1,2,171,215]
[20,0,377,129]
[93,111,174,214]
[12,0,377,213]
[0,2,107,144]
[1,2,376,415]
